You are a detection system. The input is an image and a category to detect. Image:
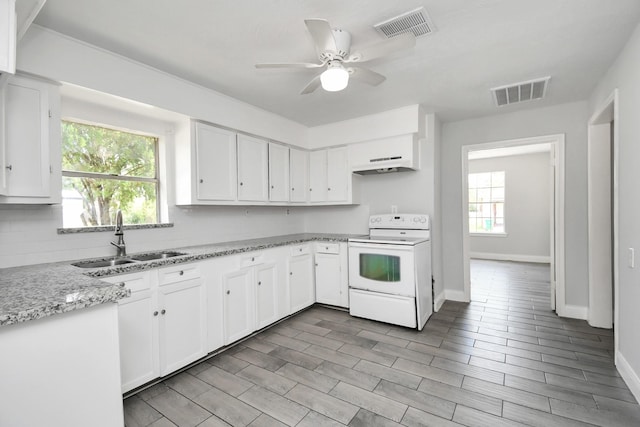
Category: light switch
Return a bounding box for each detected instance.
[629,248,635,268]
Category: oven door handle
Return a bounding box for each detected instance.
[348,242,414,251]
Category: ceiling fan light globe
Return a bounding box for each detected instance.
[321,67,349,92]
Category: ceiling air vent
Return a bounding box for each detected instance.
[491,77,550,107]
[374,7,435,38]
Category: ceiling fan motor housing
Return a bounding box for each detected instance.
[320,28,351,60]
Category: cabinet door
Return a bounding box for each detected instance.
[315,253,343,306]
[255,263,278,329]
[0,0,16,74]
[195,123,237,201]
[327,147,349,202]
[237,134,268,201]
[309,150,327,202]
[269,143,289,202]
[223,268,255,344]
[158,278,206,375]
[1,75,51,197]
[289,147,308,203]
[118,290,159,392]
[288,253,315,313]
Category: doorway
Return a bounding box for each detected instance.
[587,90,618,349]
[461,134,566,312]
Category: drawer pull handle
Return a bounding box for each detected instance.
[289,272,293,276]
[226,290,231,295]
[119,282,125,287]
[153,311,159,316]
[251,257,255,262]
[179,270,184,276]
[240,182,244,186]
[199,179,204,183]
[258,281,262,286]
[161,309,166,315]
[5,165,12,171]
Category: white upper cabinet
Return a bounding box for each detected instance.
[289,147,308,203]
[195,122,237,201]
[309,150,327,202]
[268,143,289,202]
[0,0,16,74]
[327,147,349,202]
[0,74,60,203]
[308,147,355,204]
[237,134,269,201]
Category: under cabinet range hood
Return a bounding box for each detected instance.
[349,134,420,174]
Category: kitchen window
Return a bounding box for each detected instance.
[468,171,505,234]
[61,120,160,228]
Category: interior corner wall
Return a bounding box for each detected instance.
[469,152,551,261]
[441,101,589,308]
[589,20,640,399]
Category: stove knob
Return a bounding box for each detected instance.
[420,217,427,223]
[413,217,419,222]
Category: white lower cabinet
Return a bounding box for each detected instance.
[104,263,205,393]
[288,244,315,313]
[223,268,255,344]
[109,271,158,393]
[314,242,349,308]
[222,251,281,345]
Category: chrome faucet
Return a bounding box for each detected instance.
[110,209,126,257]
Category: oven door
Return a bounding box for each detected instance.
[348,242,416,297]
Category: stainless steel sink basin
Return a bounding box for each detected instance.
[72,258,137,268]
[129,251,186,261]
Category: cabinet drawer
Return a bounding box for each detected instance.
[158,264,201,285]
[102,271,151,294]
[314,242,340,254]
[240,252,264,267]
[290,244,310,257]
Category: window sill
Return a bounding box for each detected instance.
[470,232,508,237]
[57,223,174,235]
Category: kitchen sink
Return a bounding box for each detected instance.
[129,251,186,261]
[72,258,137,268]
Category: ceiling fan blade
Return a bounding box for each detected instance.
[255,62,324,69]
[346,32,416,63]
[348,67,386,86]
[300,74,322,94]
[304,19,337,54]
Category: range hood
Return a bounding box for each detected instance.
[349,134,420,175]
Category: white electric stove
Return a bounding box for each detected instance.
[348,214,432,330]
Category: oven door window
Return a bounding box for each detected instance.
[359,253,401,282]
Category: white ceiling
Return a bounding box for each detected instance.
[33,0,640,127]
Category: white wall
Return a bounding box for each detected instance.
[469,152,551,262]
[441,101,589,308]
[589,21,640,399]
[17,25,308,147]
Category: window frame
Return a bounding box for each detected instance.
[468,170,506,236]
[60,119,161,228]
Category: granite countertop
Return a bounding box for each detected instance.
[0,233,359,328]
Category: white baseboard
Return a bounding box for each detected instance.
[444,289,467,302]
[558,304,588,320]
[434,291,446,312]
[470,252,551,263]
[616,352,640,402]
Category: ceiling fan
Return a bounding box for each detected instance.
[255,19,416,94]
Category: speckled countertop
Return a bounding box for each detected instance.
[0,233,359,328]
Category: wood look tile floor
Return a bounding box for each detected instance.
[124,260,640,426]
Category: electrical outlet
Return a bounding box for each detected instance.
[629,248,635,268]
[391,205,398,214]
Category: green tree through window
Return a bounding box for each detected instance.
[61,121,159,227]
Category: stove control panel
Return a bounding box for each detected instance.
[369,214,430,230]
